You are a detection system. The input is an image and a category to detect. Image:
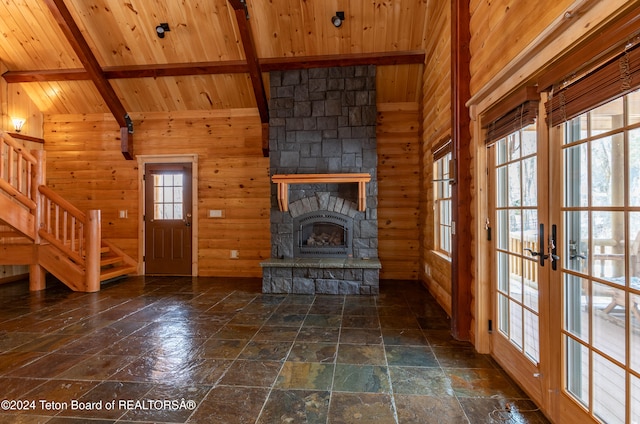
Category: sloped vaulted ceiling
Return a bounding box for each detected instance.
[0,0,430,117]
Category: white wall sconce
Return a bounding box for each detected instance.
[12,118,25,133]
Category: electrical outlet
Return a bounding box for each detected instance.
[119,210,128,219]
[209,209,223,218]
[230,250,239,259]
[424,264,431,277]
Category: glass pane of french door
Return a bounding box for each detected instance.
[494,125,540,362]
[558,89,640,423]
[491,122,545,404]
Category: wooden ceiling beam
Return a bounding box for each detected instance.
[2,51,425,83]
[228,3,269,114]
[2,62,249,83]
[42,0,134,159]
[2,69,90,83]
[260,50,426,71]
[228,0,269,156]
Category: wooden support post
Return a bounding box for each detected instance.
[30,149,46,291]
[29,263,46,291]
[262,123,269,157]
[358,181,367,212]
[451,0,472,341]
[120,127,134,160]
[85,209,101,292]
[276,182,288,211]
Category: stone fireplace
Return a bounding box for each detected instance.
[260,65,381,295]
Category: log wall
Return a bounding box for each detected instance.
[377,102,420,280]
[468,0,573,94]
[420,0,453,315]
[44,110,271,278]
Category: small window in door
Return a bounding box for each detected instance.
[153,173,184,220]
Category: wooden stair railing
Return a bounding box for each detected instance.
[0,131,40,239]
[37,185,137,292]
[37,185,102,292]
[0,131,137,292]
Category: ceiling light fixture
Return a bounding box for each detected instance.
[331,11,345,28]
[12,118,25,133]
[155,23,170,38]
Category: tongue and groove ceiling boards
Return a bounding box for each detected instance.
[0,0,429,116]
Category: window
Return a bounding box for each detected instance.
[153,173,184,220]
[434,148,452,257]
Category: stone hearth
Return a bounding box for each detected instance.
[261,65,379,295]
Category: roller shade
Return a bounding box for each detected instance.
[545,43,640,126]
[482,86,539,145]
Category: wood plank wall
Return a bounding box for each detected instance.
[377,102,420,281]
[44,109,271,278]
[1,63,44,138]
[420,0,452,315]
[0,61,43,283]
[44,106,423,280]
[468,0,572,94]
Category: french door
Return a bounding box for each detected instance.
[552,91,640,423]
[489,89,640,423]
[489,120,549,407]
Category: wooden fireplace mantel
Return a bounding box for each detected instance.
[271,173,371,212]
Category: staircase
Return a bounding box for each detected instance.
[0,131,137,292]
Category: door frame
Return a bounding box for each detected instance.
[137,154,199,276]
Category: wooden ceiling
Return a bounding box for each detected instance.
[0,0,431,118]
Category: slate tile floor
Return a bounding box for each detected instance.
[0,276,550,423]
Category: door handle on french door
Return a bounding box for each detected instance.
[524,223,548,266]
[549,224,559,271]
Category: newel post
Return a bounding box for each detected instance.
[85,209,102,292]
[29,149,46,291]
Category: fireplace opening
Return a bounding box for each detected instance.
[294,211,353,258]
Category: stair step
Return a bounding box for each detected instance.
[100,264,136,282]
[0,230,23,238]
[100,255,123,266]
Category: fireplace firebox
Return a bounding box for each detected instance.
[294,211,353,258]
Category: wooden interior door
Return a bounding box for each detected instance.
[144,163,193,275]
